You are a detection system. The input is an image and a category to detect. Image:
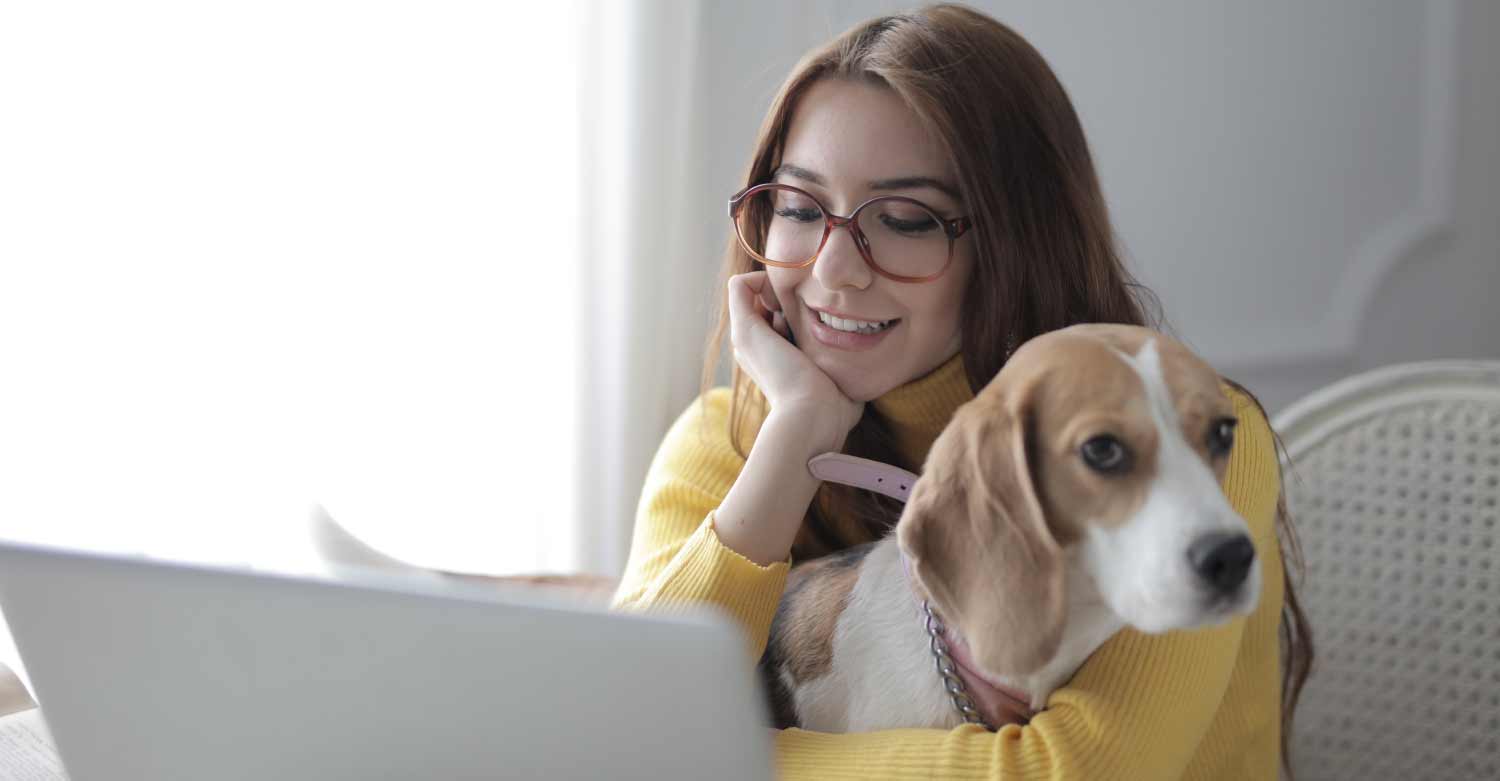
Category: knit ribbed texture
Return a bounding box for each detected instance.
[611,357,1285,780]
[871,351,975,470]
[609,393,791,660]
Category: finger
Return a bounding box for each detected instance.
[752,294,772,324]
[735,269,780,314]
[728,274,770,336]
[731,272,771,313]
[758,282,782,314]
[728,274,757,326]
[771,310,788,339]
[728,274,787,349]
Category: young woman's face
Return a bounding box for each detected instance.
[767,78,973,402]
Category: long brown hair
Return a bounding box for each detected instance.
[696,4,1311,772]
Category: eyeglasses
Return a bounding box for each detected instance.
[727,183,972,283]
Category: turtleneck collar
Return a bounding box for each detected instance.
[869,350,974,472]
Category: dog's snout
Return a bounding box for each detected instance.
[1186,533,1255,594]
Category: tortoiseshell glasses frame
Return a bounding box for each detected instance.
[727,182,973,284]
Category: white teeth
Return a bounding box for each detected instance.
[818,310,894,334]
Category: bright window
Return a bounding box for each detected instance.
[0,2,582,575]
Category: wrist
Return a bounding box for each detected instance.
[764,405,852,458]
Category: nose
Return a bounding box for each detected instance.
[1186,533,1255,594]
[811,221,873,291]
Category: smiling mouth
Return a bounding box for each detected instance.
[811,308,901,334]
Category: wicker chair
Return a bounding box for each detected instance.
[1272,361,1500,779]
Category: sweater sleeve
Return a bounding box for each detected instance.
[609,388,791,662]
[773,386,1286,780]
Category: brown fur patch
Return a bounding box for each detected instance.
[1060,324,1238,480]
[1011,332,1161,540]
[778,545,867,683]
[758,544,871,727]
[898,389,1068,676]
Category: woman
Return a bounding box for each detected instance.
[610,5,1311,778]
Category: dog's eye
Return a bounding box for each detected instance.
[1207,417,1238,457]
[1080,435,1130,474]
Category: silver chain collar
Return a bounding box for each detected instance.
[921,599,995,731]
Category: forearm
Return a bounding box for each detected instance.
[714,407,844,566]
[609,391,824,659]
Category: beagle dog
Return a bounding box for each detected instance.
[758,323,1263,733]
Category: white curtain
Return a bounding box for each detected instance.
[575,0,713,578]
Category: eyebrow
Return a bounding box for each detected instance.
[772,164,961,201]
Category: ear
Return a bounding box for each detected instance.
[896,397,1066,677]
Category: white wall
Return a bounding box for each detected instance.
[670,0,1498,414]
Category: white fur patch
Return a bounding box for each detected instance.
[1083,339,1261,632]
[790,539,1128,728]
[792,541,956,732]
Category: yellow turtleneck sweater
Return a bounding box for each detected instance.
[610,351,1284,780]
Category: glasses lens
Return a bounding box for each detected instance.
[738,187,826,265]
[855,198,951,279]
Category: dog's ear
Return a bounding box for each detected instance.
[896,392,1066,677]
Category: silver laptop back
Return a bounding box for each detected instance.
[0,540,771,781]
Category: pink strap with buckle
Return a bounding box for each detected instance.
[806,453,920,503]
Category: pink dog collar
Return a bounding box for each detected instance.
[806,453,919,503]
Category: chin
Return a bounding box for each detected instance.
[824,365,898,403]
[832,377,881,404]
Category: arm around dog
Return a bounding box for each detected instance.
[772,387,1286,780]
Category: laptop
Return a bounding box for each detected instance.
[0,538,772,781]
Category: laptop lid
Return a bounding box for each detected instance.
[0,540,772,781]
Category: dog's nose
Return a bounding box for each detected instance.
[1187,533,1255,594]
